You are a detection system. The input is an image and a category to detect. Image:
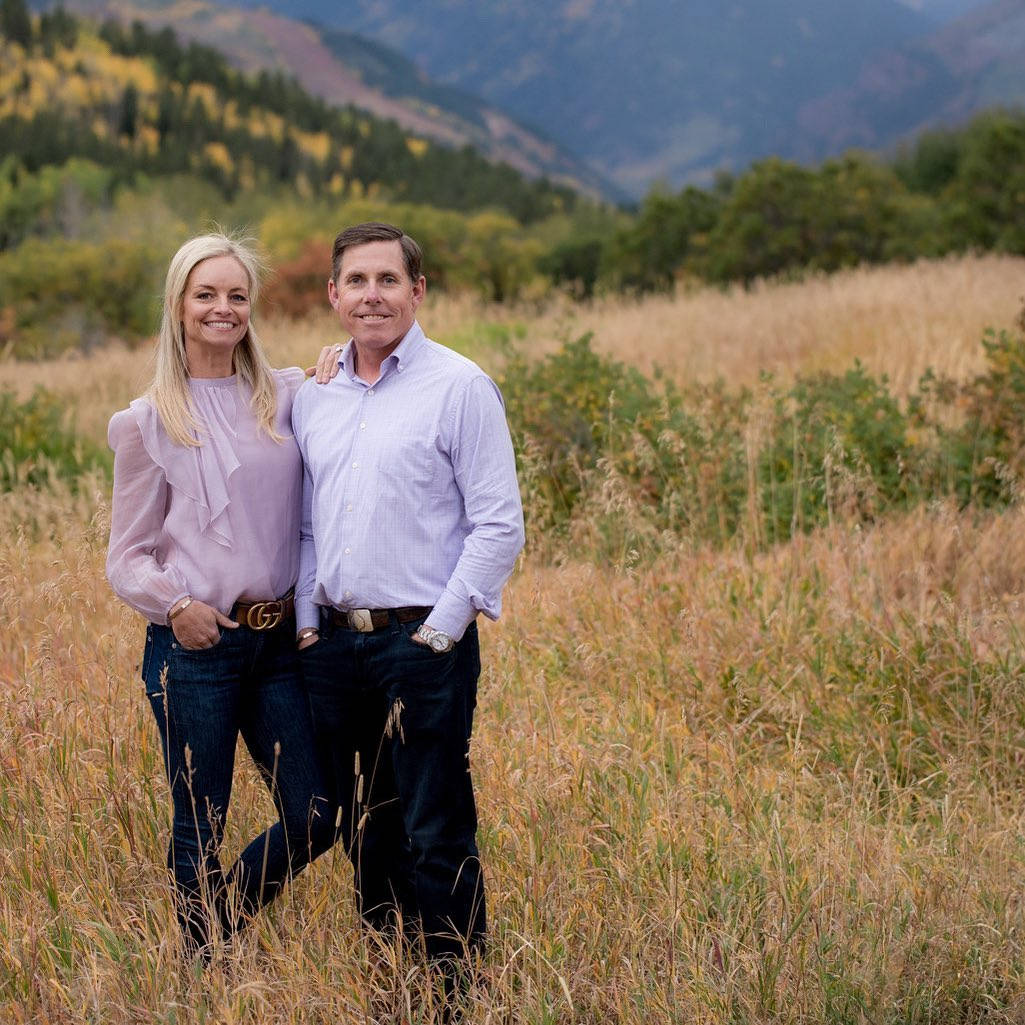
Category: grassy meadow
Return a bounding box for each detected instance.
[3,253,1025,1022]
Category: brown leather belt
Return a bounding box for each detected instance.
[325,606,431,633]
[232,593,295,631]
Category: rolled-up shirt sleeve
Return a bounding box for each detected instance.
[106,410,190,624]
[428,376,525,640]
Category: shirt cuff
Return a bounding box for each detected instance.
[296,595,320,633]
[164,590,192,627]
[426,590,478,641]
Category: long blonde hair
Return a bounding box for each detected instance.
[150,233,282,447]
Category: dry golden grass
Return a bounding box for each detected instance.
[515,252,1025,395]
[5,252,1021,447]
[3,253,1025,1022]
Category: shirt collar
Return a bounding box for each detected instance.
[339,320,427,382]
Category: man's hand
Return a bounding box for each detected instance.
[171,599,237,650]
[304,344,344,384]
[297,629,320,650]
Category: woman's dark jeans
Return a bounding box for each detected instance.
[142,622,334,952]
[300,612,485,962]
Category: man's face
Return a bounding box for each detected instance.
[328,239,425,357]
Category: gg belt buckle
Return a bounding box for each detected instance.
[347,608,374,632]
[245,599,283,630]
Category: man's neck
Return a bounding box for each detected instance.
[353,340,401,384]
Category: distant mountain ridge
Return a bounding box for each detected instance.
[40,0,1025,198]
[229,0,1025,195]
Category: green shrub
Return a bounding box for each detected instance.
[0,236,161,356]
[939,328,1025,507]
[758,362,916,541]
[0,386,110,490]
[503,324,1025,556]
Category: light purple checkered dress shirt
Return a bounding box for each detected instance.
[291,321,525,640]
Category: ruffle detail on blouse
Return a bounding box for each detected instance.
[129,388,241,548]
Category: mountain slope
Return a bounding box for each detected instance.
[263,0,934,194]
[797,0,1025,156]
[43,0,618,199]
[237,0,1025,195]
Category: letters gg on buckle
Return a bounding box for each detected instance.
[241,599,284,630]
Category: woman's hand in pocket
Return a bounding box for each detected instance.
[171,600,237,650]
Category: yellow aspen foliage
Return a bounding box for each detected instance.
[203,141,234,174]
[27,56,59,89]
[26,75,55,109]
[62,75,94,109]
[237,162,256,192]
[184,81,221,117]
[249,111,286,142]
[405,137,428,158]
[222,102,242,131]
[328,172,345,194]
[339,145,354,170]
[79,51,159,95]
[297,130,331,163]
[136,124,160,155]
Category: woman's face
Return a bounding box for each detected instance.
[180,255,251,372]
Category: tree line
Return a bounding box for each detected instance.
[575,113,1025,297]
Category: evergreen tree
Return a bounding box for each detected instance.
[1,0,32,47]
[118,84,139,139]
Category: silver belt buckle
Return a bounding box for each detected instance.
[347,608,374,632]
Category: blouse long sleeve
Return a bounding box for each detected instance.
[106,409,191,624]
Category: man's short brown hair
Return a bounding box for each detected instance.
[331,222,423,284]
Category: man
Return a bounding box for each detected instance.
[291,222,524,971]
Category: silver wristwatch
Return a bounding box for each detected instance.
[416,625,455,653]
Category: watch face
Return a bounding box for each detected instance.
[428,631,452,652]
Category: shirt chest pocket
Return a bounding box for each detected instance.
[373,430,445,498]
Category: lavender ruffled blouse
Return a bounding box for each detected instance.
[106,368,306,624]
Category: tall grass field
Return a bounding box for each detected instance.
[2,253,1025,1023]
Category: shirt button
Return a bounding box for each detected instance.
[346,504,353,511]
[359,422,366,430]
[344,590,352,598]
[344,547,351,555]
[352,461,359,469]
[367,389,375,396]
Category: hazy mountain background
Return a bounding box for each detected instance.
[225,0,1022,195]
[31,0,1025,199]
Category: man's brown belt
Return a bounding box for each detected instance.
[325,606,432,632]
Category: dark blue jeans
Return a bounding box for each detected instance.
[299,612,485,961]
[142,622,334,952]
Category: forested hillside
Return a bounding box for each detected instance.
[0,8,576,224]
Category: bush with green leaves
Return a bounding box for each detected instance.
[501,325,1025,555]
[0,386,110,490]
[0,236,161,356]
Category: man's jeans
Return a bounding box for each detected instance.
[142,622,334,951]
[300,612,485,961]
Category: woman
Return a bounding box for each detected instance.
[107,233,335,957]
